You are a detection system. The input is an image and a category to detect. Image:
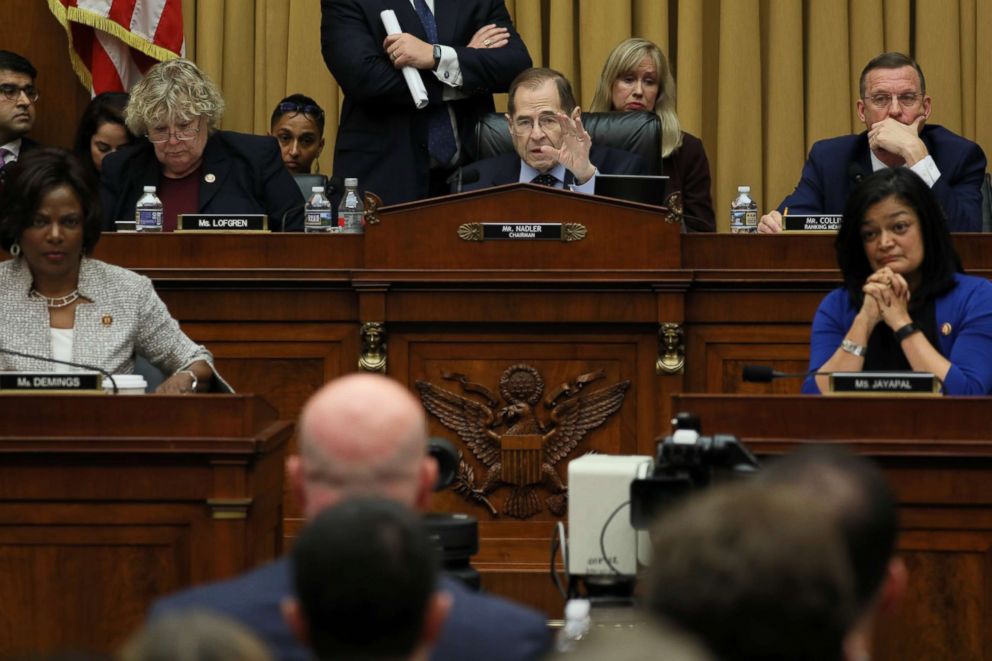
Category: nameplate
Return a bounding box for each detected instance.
[783,214,843,232]
[457,222,587,242]
[0,372,103,392]
[177,214,269,232]
[828,371,940,396]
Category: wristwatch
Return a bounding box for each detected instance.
[432,44,442,71]
[176,369,198,393]
[840,339,867,357]
[894,322,921,343]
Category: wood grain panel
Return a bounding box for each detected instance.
[683,324,810,393]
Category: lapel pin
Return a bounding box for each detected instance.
[204,173,216,183]
[941,322,952,336]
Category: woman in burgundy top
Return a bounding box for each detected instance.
[590,38,716,232]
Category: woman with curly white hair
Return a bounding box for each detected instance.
[100,58,304,231]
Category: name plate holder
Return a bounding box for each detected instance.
[457,222,587,242]
[177,214,269,233]
[0,372,104,393]
[827,371,940,396]
[782,214,843,233]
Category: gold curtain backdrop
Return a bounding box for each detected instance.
[181,0,991,231]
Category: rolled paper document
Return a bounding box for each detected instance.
[380,10,429,109]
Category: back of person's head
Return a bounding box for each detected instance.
[759,445,898,611]
[647,482,856,661]
[0,147,102,254]
[288,497,448,661]
[291,374,432,518]
[118,610,273,661]
[506,67,576,116]
[836,167,960,305]
[0,50,37,79]
[73,92,135,172]
[859,52,926,98]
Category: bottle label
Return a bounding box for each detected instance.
[136,209,163,228]
[340,211,365,234]
[305,210,334,231]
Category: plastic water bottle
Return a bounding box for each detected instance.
[730,185,758,234]
[338,178,365,234]
[304,186,335,233]
[556,599,591,653]
[134,185,163,232]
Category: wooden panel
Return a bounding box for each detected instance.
[684,324,810,393]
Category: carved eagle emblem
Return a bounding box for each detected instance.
[415,364,630,519]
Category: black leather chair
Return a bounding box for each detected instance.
[468,110,662,174]
[981,172,991,232]
[292,173,328,200]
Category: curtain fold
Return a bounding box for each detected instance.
[182,0,990,232]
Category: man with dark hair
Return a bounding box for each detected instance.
[759,52,986,232]
[759,445,906,661]
[0,50,40,180]
[283,498,451,661]
[149,373,550,661]
[648,482,857,661]
[463,67,646,192]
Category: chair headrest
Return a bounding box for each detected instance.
[470,111,661,174]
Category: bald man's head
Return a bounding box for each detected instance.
[290,374,434,519]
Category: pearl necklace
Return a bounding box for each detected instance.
[29,288,80,308]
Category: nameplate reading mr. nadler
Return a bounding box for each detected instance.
[177,214,268,232]
[0,372,103,392]
[783,214,843,232]
[457,222,587,242]
[828,371,939,396]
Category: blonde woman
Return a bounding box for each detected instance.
[591,38,715,231]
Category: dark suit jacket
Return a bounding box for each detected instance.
[462,144,647,191]
[100,131,305,231]
[777,124,987,231]
[321,0,532,205]
[148,557,552,661]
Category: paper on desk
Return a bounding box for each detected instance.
[380,10,429,109]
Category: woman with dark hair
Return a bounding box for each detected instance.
[269,94,325,174]
[803,167,992,395]
[0,147,221,392]
[73,92,135,175]
[589,38,715,231]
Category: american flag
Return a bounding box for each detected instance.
[48,0,185,94]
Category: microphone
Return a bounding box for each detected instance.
[0,346,119,394]
[742,364,821,383]
[848,163,864,185]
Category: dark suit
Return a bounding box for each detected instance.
[777,124,987,231]
[462,144,647,191]
[321,0,532,205]
[100,131,305,231]
[148,557,552,661]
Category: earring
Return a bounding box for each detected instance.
[9,241,20,257]
[312,157,320,174]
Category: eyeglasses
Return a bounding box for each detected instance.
[147,120,201,144]
[0,84,39,103]
[865,93,922,109]
[277,101,325,122]
[509,114,561,136]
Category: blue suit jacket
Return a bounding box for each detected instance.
[462,144,647,191]
[100,131,305,231]
[148,557,552,661]
[321,0,532,205]
[802,274,992,395]
[777,124,987,231]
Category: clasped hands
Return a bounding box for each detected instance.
[860,266,913,330]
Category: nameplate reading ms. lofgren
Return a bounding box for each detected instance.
[0,372,103,392]
[177,214,269,232]
[457,222,587,242]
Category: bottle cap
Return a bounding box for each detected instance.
[143,185,156,192]
[564,599,590,620]
[311,186,325,193]
[738,186,750,193]
[345,177,358,187]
